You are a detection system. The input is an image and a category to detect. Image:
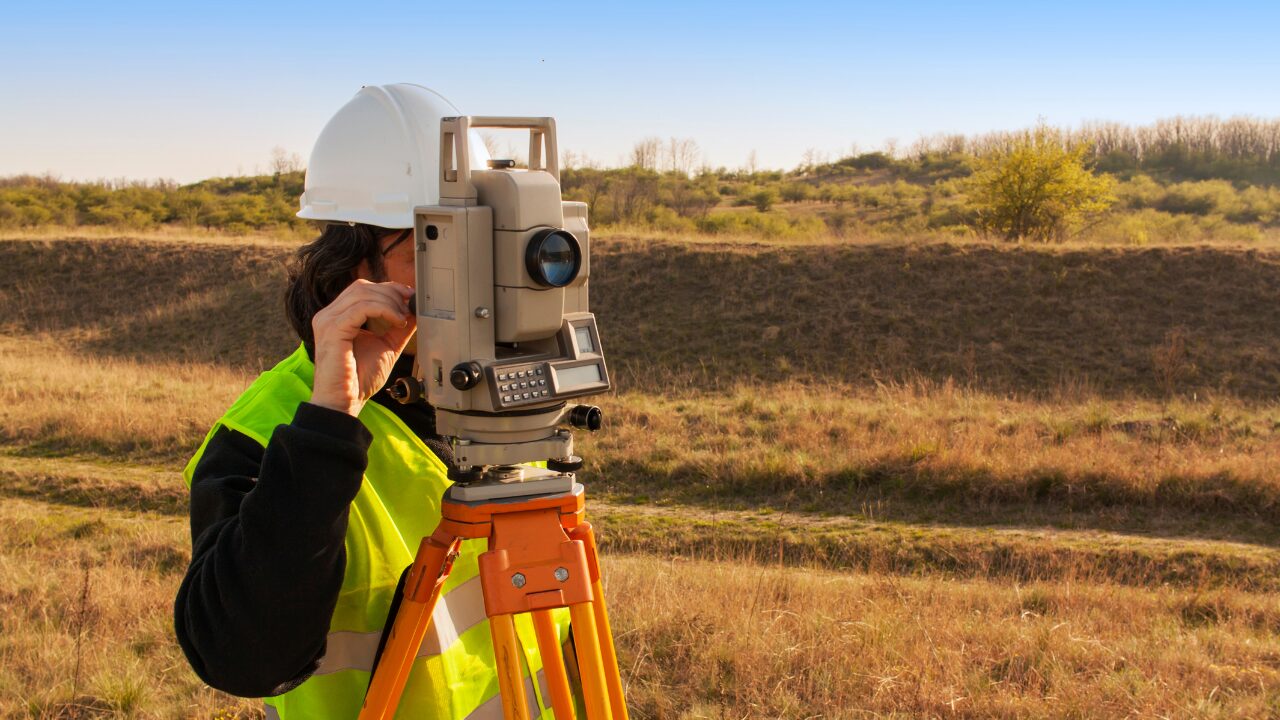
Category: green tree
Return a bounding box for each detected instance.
[751,187,778,212]
[968,127,1116,242]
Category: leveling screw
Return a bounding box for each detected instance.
[511,573,526,588]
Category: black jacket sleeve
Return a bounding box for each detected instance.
[174,402,371,697]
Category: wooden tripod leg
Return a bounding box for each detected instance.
[490,613,532,720]
[360,528,461,720]
[570,523,629,720]
[532,609,577,719]
[569,603,613,720]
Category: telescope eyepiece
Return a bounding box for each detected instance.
[568,405,603,432]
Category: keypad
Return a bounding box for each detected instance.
[490,364,554,406]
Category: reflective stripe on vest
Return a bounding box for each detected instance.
[185,345,571,719]
[315,575,487,675]
[265,670,551,720]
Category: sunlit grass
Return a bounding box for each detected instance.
[4,498,1279,718]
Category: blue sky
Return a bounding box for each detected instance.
[3,0,1278,182]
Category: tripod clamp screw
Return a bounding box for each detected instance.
[547,455,584,473]
[511,573,527,588]
[554,567,570,582]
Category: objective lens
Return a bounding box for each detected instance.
[525,229,582,288]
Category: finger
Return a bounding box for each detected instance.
[334,299,411,338]
[380,316,417,353]
[331,280,413,315]
[318,283,413,332]
[360,287,417,335]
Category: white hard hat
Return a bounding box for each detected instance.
[298,83,491,228]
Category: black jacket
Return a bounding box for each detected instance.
[173,353,451,697]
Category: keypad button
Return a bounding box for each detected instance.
[535,368,543,376]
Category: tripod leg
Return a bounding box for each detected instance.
[588,579,628,720]
[531,609,577,719]
[490,613,532,720]
[568,603,613,720]
[360,529,460,720]
[570,523,628,720]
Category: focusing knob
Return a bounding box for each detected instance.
[548,456,584,473]
[450,362,484,391]
[569,405,603,432]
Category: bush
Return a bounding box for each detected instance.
[1233,186,1280,225]
[1081,208,1263,245]
[967,127,1117,242]
[837,152,895,171]
[1115,174,1164,210]
[1156,180,1240,216]
[751,188,779,212]
[779,183,814,202]
[696,211,825,239]
[644,205,696,233]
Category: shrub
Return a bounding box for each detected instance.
[751,188,779,212]
[696,211,825,239]
[1156,180,1240,216]
[967,127,1117,242]
[779,183,814,202]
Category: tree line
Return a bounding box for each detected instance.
[3,116,1278,242]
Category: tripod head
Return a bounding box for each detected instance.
[391,116,611,496]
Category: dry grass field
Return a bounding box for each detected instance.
[2,231,1279,718]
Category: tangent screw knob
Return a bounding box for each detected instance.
[450,361,484,391]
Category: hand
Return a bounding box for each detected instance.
[310,280,416,417]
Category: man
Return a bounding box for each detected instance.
[174,85,570,719]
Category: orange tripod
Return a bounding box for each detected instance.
[358,482,628,720]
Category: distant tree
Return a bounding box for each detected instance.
[664,137,700,176]
[967,127,1116,242]
[631,137,661,171]
[751,187,778,212]
[270,146,303,176]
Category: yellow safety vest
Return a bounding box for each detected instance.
[184,345,569,719]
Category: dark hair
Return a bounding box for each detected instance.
[285,223,391,347]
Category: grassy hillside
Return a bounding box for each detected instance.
[3,231,1280,717]
[5,116,1280,246]
[4,234,1279,398]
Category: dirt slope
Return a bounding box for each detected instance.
[3,234,1278,397]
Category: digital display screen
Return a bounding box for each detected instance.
[574,326,595,353]
[558,363,603,388]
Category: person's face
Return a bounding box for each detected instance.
[357,227,418,353]
[377,228,416,287]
